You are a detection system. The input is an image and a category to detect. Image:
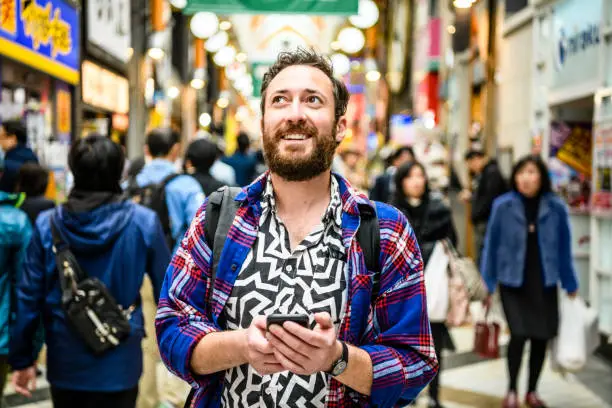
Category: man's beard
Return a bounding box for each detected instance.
[262,120,338,182]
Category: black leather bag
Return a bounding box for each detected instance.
[51,216,137,355]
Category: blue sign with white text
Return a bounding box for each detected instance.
[0,0,80,84]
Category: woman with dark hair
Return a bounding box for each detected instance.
[481,155,578,408]
[16,163,55,225]
[393,161,456,408]
[184,138,225,195]
[9,134,170,408]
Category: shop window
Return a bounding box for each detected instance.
[505,0,528,15]
[452,8,471,53]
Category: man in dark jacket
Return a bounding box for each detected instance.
[0,120,38,193]
[15,163,55,225]
[461,149,508,262]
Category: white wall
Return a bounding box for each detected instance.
[497,21,534,159]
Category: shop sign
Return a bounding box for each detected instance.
[56,84,71,136]
[82,61,129,114]
[0,0,79,84]
[184,0,357,15]
[551,0,602,91]
[87,0,131,63]
[251,62,272,98]
[593,123,612,211]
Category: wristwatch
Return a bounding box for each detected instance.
[327,341,349,377]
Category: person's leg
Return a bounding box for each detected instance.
[507,336,526,393]
[0,355,9,401]
[527,338,548,393]
[429,323,444,405]
[51,387,91,408]
[137,277,160,408]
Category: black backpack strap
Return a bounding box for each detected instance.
[356,203,381,303]
[204,186,243,306]
[50,213,86,305]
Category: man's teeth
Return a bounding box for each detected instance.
[282,134,308,140]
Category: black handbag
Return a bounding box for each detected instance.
[51,216,138,355]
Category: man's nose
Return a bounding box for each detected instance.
[286,99,306,122]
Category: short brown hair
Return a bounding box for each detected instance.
[260,47,349,122]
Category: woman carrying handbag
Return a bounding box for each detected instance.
[393,162,458,408]
[480,155,578,408]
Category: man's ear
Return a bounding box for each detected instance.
[335,116,347,144]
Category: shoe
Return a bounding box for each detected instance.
[525,392,548,408]
[502,391,519,408]
[428,400,445,408]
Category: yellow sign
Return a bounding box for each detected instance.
[20,0,71,57]
[0,0,17,34]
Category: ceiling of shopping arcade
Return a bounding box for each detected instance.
[169,0,381,129]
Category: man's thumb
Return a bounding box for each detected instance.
[314,312,333,329]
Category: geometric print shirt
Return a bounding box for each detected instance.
[221,176,346,407]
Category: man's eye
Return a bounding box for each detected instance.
[307,96,322,104]
[272,96,287,103]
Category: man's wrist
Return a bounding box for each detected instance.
[326,340,343,372]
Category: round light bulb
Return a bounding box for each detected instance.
[331,53,350,77]
[453,0,474,8]
[219,20,232,31]
[217,97,229,109]
[205,30,228,53]
[190,78,205,90]
[168,86,180,99]
[236,52,248,63]
[190,12,219,39]
[330,41,342,51]
[169,0,187,9]
[199,112,212,127]
[213,46,236,67]
[338,27,365,54]
[348,0,379,29]
[147,47,165,60]
[366,70,381,82]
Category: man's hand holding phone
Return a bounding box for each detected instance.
[266,312,342,376]
[245,316,285,376]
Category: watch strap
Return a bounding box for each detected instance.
[328,340,349,376]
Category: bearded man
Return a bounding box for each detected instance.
[156,48,438,408]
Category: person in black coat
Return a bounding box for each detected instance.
[184,138,226,196]
[461,149,507,263]
[393,161,457,408]
[15,163,55,225]
[370,146,415,203]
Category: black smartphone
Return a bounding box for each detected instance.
[266,314,310,330]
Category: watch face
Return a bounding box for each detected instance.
[333,361,348,376]
[387,0,409,93]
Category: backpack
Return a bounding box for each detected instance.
[127,173,180,249]
[204,186,381,305]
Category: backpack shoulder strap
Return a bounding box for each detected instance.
[161,173,180,186]
[356,203,381,303]
[204,186,242,305]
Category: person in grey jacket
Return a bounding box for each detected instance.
[481,155,578,408]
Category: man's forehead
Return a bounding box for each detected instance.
[267,65,333,94]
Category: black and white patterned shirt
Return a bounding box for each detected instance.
[220,176,347,408]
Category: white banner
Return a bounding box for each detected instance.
[87,0,132,63]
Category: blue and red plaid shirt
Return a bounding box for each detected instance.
[156,173,438,408]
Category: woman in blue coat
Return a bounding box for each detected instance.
[9,135,171,408]
[481,155,578,408]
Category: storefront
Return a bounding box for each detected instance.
[0,0,80,199]
[81,60,129,141]
[82,0,131,144]
[524,0,612,351]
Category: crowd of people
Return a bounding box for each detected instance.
[0,48,580,408]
